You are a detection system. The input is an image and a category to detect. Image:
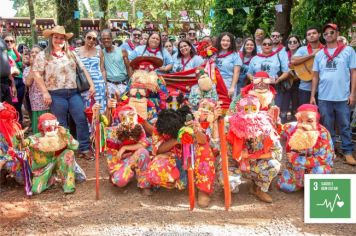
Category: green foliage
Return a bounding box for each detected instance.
[291,0,355,38]
[12,0,56,17]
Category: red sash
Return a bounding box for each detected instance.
[146,47,160,56]
[323,43,345,62]
[181,57,192,71]
[256,45,283,58]
[307,43,324,55]
[127,40,136,50]
[238,51,253,65]
[217,51,234,58]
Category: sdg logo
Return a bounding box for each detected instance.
[305,174,356,223]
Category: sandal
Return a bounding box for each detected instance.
[78,151,95,161]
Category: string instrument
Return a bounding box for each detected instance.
[292,57,314,81]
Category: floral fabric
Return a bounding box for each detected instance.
[188,84,219,111]
[23,67,49,111]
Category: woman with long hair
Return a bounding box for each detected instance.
[32,25,95,160]
[130,32,173,73]
[172,39,204,72]
[215,32,242,98]
[237,38,257,94]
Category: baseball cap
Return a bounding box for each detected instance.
[323,23,338,32]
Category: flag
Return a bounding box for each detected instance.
[159,24,163,29]
[180,10,188,17]
[74,11,80,19]
[122,22,127,28]
[149,23,154,29]
[98,11,104,18]
[243,7,250,14]
[151,12,158,20]
[208,22,212,28]
[136,11,144,19]
[189,23,195,29]
[113,22,118,28]
[117,12,123,18]
[123,12,129,20]
[131,23,136,28]
[169,23,174,29]
[209,9,215,18]
[227,8,234,15]
[194,10,203,16]
[275,4,283,12]
[166,11,172,18]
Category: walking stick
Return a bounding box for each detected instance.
[95,109,100,200]
[218,118,231,210]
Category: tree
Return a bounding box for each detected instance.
[27,0,38,44]
[274,0,293,41]
[13,0,56,18]
[55,0,80,39]
[98,0,109,30]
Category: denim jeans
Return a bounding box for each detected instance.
[318,100,353,155]
[49,89,90,152]
[13,77,25,124]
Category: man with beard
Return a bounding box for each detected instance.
[105,105,152,195]
[229,71,279,125]
[227,96,282,203]
[145,105,216,207]
[15,113,86,194]
[121,28,142,57]
[277,104,335,192]
[291,27,324,105]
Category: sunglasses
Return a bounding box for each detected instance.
[262,43,272,46]
[5,39,14,43]
[188,32,196,36]
[288,40,298,45]
[86,36,97,41]
[323,30,335,37]
[271,34,280,38]
[133,34,141,37]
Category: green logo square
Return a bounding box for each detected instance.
[310,179,351,218]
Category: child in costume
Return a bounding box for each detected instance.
[105,105,152,194]
[277,104,335,192]
[225,96,282,203]
[145,105,216,207]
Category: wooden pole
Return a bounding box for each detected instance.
[95,112,100,200]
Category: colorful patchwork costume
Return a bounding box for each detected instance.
[277,104,335,192]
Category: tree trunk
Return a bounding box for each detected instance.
[274,0,293,42]
[98,0,109,30]
[27,0,38,45]
[55,0,80,39]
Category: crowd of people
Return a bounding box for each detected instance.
[0,22,355,208]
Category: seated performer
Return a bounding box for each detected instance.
[145,105,216,207]
[105,105,152,195]
[277,104,335,192]
[226,96,282,203]
[15,113,86,194]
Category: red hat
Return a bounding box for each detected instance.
[117,105,135,115]
[38,113,57,132]
[297,104,318,113]
[254,71,270,78]
[323,23,338,32]
[130,56,163,71]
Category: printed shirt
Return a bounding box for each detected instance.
[215,51,242,88]
[152,128,181,158]
[188,84,219,111]
[313,46,356,101]
[23,67,49,111]
[172,55,204,72]
[32,51,81,91]
[248,52,289,78]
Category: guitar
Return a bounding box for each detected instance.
[292,57,314,81]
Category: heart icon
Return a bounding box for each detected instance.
[337,201,344,208]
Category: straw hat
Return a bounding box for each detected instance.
[43,25,74,39]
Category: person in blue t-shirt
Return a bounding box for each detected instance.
[237,38,257,96]
[291,26,324,106]
[172,40,204,72]
[311,23,356,166]
[247,37,289,116]
[254,28,265,53]
[129,33,173,73]
[215,32,242,98]
[120,28,142,58]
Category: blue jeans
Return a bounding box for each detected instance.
[318,100,353,155]
[49,89,90,152]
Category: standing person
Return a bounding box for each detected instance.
[23,45,50,133]
[291,26,324,105]
[3,35,25,124]
[75,30,107,114]
[130,33,173,73]
[215,32,242,98]
[247,37,289,116]
[101,29,131,97]
[32,25,95,160]
[164,41,174,56]
[271,31,285,52]
[282,35,302,122]
[235,37,243,52]
[254,28,265,53]
[310,23,356,166]
[172,40,204,72]
[237,38,257,95]
[0,38,15,104]
[121,28,142,57]
[188,28,198,47]
[72,38,84,48]
[160,31,169,45]
[140,33,149,46]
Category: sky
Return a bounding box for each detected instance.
[0,0,16,18]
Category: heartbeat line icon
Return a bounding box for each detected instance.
[316,194,344,213]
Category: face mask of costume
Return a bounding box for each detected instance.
[42,120,59,137]
[252,77,272,93]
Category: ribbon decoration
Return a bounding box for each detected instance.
[275,4,283,12]
[227,8,234,15]
[136,11,144,19]
[209,9,215,18]
[73,11,80,20]
[243,7,250,14]
[116,12,123,18]
[166,11,172,18]
[123,12,129,20]
[195,10,203,16]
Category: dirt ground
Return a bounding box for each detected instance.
[0,151,355,236]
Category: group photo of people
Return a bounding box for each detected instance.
[0,0,356,233]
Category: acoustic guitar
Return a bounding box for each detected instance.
[292,57,314,81]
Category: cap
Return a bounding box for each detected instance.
[323,23,338,32]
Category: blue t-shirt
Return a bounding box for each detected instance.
[313,46,356,101]
[248,52,289,78]
[215,51,242,89]
[120,41,136,58]
[172,55,204,72]
[129,45,173,67]
[237,55,253,94]
[293,46,314,91]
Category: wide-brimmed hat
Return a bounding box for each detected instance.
[43,25,74,39]
[130,56,163,70]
